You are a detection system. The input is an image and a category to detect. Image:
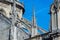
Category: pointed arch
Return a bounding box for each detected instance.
[0,8,6,15]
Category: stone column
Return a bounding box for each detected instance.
[58,36,60,40]
[40,37,42,40]
[11,0,17,40]
[57,10,60,30]
[57,5,60,38]
[50,5,58,33]
[13,26,17,40]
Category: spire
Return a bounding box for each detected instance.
[32,8,36,28]
[31,8,38,37]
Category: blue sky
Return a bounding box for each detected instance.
[20,0,53,31]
